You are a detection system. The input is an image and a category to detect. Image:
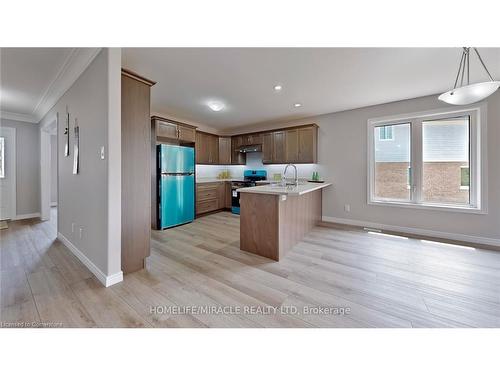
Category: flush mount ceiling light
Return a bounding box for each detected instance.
[273,85,282,91]
[439,47,500,105]
[293,103,302,108]
[207,101,225,112]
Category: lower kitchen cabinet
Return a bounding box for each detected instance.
[196,181,231,215]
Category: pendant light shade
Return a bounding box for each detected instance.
[439,47,499,105]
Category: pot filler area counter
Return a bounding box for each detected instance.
[236,183,331,261]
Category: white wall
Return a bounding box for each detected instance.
[38,48,122,285]
[0,118,40,216]
[231,91,499,243]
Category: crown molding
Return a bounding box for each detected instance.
[0,110,37,123]
[32,48,102,122]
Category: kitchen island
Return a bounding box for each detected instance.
[236,182,331,261]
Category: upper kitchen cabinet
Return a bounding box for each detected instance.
[261,132,273,163]
[196,131,219,164]
[231,135,246,165]
[152,116,197,143]
[261,124,318,164]
[218,136,232,165]
[297,125,317,163]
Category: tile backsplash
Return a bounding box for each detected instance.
[196,152,323,181]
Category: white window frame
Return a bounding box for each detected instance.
[367,105,487,214]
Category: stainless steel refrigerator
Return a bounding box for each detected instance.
[158,144,195,229]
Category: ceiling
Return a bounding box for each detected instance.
[122,48,500,130]
[1,48,73,121]
[2,48,499,127]
[0,48,100,123]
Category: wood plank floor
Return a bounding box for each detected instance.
[1,209,499,328]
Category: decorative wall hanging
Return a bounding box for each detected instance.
[72,118,80,174]
[64,106,70,157]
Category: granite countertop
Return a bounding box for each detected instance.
[236,182,332,196]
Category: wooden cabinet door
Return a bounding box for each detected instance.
[217,182,226,209]
[157,120,178,139]
[218,137,231,165]
[225,182,232,208]
[298,126,317,163]
[285,129,299,163]
[195,132,209,164]
[208,134,219,164]
[178,125,196,142]
[272,131,286,163]
[262,132,274,164]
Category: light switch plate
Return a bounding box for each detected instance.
[100,146,105,160]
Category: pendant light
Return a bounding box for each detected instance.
[438,47,499,105]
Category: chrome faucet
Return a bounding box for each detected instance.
[283,164,298,187]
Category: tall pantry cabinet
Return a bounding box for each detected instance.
[121,69,156,273]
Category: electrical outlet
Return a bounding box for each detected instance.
[71,223,75,233]
[79,227,83,239]
[344,204,351,212]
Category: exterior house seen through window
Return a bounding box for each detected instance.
[368,108,482,212]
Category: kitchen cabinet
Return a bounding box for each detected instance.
[196,181,227,215]
[196,131,219,164]
[152,116,197,143]
[225,182,232,208]
[122,69,156,274]
[178,124,196,142]
[218,137,232,165]
[272,131,286,164]
[262,125,317,164]
[262,132,273,163]
[297,126,317,163]
[285,129,299,162]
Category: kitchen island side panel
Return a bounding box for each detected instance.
[239,193,280,260]
[239,189,322,261]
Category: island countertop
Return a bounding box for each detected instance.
[236,182,331,196]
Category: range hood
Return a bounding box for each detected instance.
[238,144,262,153]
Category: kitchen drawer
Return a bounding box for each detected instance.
[197,188,218,202]
[196,199,218,214]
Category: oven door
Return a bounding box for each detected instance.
[231,186,240,214]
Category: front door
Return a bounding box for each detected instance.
[0,127,16,220]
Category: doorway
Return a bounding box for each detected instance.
[40,115,58,229]
[0,126,16,221]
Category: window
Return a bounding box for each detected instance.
[378,125,394,140]
[0,137,4,179]
[368,107,484,213]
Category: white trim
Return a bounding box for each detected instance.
[57,232,123,287]
[0,126,16,220]
[33,48,101,123]
[14,213,40,220]
[322,216,500,247]
[0,111,37,123]
[367,105,487,213]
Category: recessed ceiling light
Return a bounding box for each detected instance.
[274,85,282,91]
[207,101,225,112]
[293,103,302,108]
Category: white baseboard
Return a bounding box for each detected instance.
[57,232,123,287]
[14,212,40,220]
[322,216,500,247]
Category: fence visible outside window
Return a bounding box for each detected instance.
[368,107,484,213]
